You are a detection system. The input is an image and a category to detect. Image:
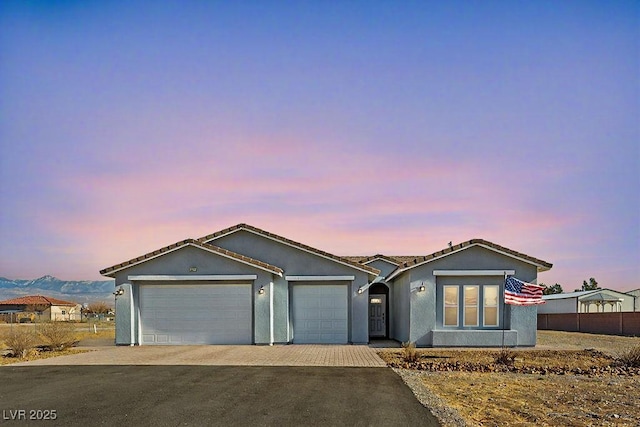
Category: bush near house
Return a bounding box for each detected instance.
[1,328,38,358]
[38,322,77,351]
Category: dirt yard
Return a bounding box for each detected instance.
[380,331,640,426]
[0,322,114,365]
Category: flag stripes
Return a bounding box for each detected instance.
[504,276,545,306]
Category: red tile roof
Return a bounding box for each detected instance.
[100,238,284,277]
[198,223,380,276]
[0,295,78,307]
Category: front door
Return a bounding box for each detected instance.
[369,294,386,338]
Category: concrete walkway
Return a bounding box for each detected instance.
[9,344,388,367]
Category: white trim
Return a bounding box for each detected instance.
[443,285,459,327]
[285,275,355,281]
[128,285,135,346]
[483,285,500,327]
[104,242,282,277]
[362,257,399,266]
[203,227,378,275]
[128,275,258,281]
[269,281,274,346]
[434,270,515,276]
[463,285,479,327]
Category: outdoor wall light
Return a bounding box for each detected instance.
[419,285,426,292]
[113,288,125,297]
[357,287,364,294]
[258,286,265,295]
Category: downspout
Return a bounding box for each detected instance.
[269,281,274,346]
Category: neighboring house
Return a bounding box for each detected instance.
[627,289,640,311]
[539,289,636,314]
[0,295,82,322]
[100,223,552,347]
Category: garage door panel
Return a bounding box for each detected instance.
[292,284,348,344]
[140,284,252,345]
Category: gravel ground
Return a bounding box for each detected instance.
[393,368,468,427]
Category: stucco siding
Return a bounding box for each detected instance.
[392,274,410,342]
[111,245,275,345]
[366,259,399,278]
[211,230,372,343]
[394,245,541,347]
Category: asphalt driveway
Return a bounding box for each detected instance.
[0,366,439,426]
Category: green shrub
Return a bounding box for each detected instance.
[401,341,419,363]
[39,322,77,351]
[2,329,38,358]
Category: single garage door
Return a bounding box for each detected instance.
[139,284,252,345]
[292,284,348,344]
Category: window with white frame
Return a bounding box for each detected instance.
[484,285,499,326]
[444,286,459,326]
[464,286,479,326]
[443,284,500,328]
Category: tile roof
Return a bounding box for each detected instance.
[0,295,78,307]
[100,238,284,277]
[198,223,381,276]
[386,238,553,280]
[347,254,403,266]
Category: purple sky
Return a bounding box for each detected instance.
[1,1,638,291]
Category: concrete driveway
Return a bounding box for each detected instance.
[10,344,387,367]
[0,366,439,426]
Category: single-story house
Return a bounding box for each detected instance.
[0,295,82,322]
[100,223,552,347]
[539,289,637,314]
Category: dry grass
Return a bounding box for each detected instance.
[537,330,639,354]
[418,371,639,426]
[381,331,640,426]
[1,323,113,365]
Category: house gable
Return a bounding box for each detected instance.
[387,239,552,282]
[199,224,379,278]
[100,239,283,279]
[361,257,400,278]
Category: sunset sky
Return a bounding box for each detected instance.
[1,1,638,291]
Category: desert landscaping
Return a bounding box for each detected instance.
[380,331,640,426]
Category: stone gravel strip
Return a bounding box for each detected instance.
[393,368,468,427]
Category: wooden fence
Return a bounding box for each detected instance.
[537,312,640,336]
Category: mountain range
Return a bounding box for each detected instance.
[0,275,115,305]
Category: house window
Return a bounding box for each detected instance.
[464,286,479,326]
[444,286,459,326]
[442,284,501,328]
[484,285,499,326]
[61,310,66,315]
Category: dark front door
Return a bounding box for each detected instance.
[369,294,386,338]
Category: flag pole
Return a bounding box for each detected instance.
[501,271,507,349]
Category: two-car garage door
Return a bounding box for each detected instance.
[140,284,252,345]
[138,283,349,345]
[292,285,348,344]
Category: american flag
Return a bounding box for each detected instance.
[504,277,545,306]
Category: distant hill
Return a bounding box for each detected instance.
[0,275,115,305]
